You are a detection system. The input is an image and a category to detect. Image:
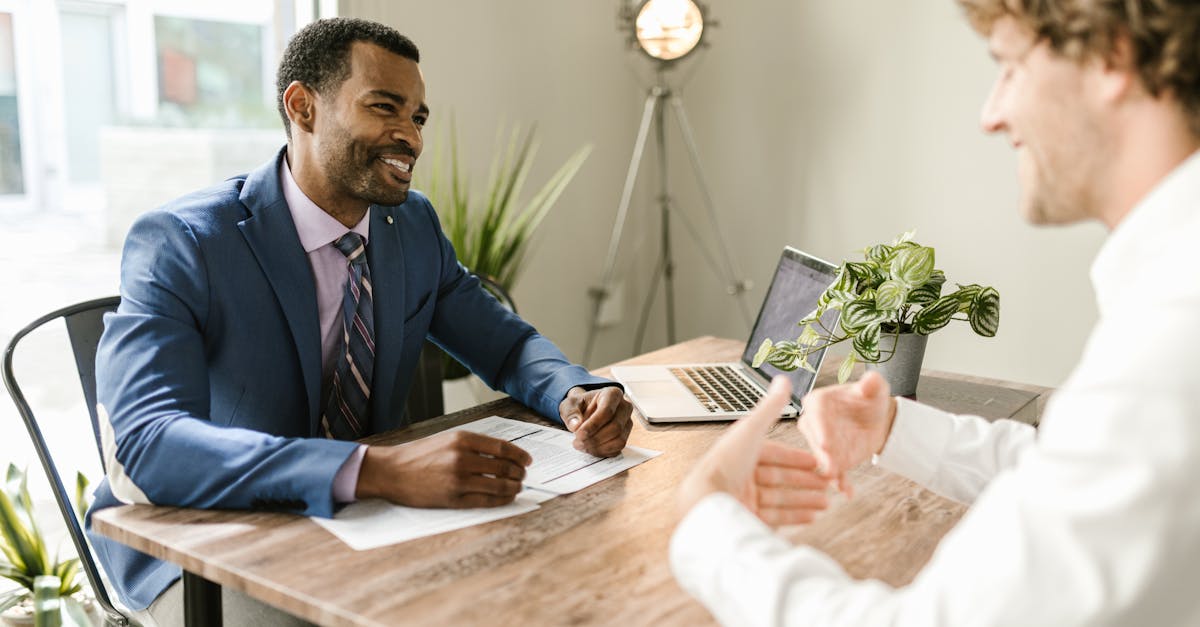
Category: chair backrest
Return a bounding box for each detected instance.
[2,296,128,626]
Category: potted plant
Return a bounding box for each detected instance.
[0,465,94,627]
[753,231,1000,396]
[419,120,591,379]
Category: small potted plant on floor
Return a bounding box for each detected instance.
[753,231,1000,396]
[0,465,94,626]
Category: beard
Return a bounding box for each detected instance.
[317,117,412,208]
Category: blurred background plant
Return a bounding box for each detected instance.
[418,119,591,378]
[0,465,92,626]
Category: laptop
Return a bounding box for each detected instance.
[612,247,839,423]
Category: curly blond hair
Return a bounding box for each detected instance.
[957,0,1200,135]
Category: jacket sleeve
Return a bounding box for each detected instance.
[96,210,358,518]
[417,198,614,423]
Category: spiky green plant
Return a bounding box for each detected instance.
[0,464,92,624]
[417,120,591,378]
[420,120,591,292]
[753,231,1000,383]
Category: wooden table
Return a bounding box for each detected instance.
[93,336,1048,626]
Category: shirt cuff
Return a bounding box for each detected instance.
[332,445,367,504]
[874,397,956,486]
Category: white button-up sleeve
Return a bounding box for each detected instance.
[670,377,1200,625]
[875,398,1037,504]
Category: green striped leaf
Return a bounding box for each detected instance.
[952,284,983,313]
[907,269,946,305]
[912,295,959,334]
[874,280,908,311]
[845,262,885,291]
[890,246,935,286]
[837,352,858,384]
[797,323,821,347]
[839,300,890,333]
[830,266,855,293]
[866,244,893,265]
[852,323,881,362]
[797,307,820,326]
[969,286,1001,337]
[820,289,858,310]
[751,338,773,368]
[891,229,917,246]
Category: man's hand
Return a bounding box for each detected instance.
[355,430,532,508]
[678,377,832,526]
[799,370,897,497]
[559,386,634,457]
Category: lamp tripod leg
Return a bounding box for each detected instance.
[667,96,756,328]
[583,89,662,365]
[633,246,669,354]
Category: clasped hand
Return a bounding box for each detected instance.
[677,372,897,525]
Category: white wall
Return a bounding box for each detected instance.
[341,0,1108,387]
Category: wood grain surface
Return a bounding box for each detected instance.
[93,336,1048,626]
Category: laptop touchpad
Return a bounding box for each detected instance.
[628,380,683,400]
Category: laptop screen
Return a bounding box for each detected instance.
[740,247,840,404]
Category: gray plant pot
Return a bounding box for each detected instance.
[865,332,928,397]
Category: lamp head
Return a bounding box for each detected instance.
[621,0,709,64]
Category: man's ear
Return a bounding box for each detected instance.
[1097,30,1140,103]
[283,81,318,134]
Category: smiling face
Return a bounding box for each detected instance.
[296,41,428,221]
[980,16,1109,226]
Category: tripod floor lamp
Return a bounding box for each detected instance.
[583,0,754,365]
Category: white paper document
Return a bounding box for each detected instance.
[312,416,661,550]
[454,416,662,494]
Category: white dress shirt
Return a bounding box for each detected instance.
[670,150,1200,626]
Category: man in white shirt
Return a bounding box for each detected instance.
[670,1,1200,625]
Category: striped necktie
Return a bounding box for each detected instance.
[322,232,375,440]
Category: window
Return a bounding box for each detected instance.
[0,11,23,195]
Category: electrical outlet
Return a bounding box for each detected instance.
[596,280,625,328]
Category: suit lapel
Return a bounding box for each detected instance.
[367,205,406,428]
[237,148,322,430]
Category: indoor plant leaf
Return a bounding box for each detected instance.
[852,323,882,362]
[865,244,893,265]
[837,352,858,384]
[912,294,959,334]
[839,300,890,333]
[751,338,773,368]
[61,596,92,627]
[969,286,1001,337]
[890,245,935,287]
[907,269,946,305]
[33,575,61,627]
[951,284,983,313]
[874,280,908,311]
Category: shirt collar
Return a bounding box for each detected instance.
[280,156,371,253]
[1090,148,1200,312]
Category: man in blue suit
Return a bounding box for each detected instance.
[90,17,633,624]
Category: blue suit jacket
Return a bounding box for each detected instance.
[88,148,611,610]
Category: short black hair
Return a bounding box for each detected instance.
[276,17,420,138]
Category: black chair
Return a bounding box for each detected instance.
[2,296,129,626]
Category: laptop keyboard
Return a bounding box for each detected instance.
[669,365,764,413]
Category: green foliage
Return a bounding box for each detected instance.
[0,465,90,612]
[419,120,592,293]
[753,231,1001,383]
[417,119,591,378]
